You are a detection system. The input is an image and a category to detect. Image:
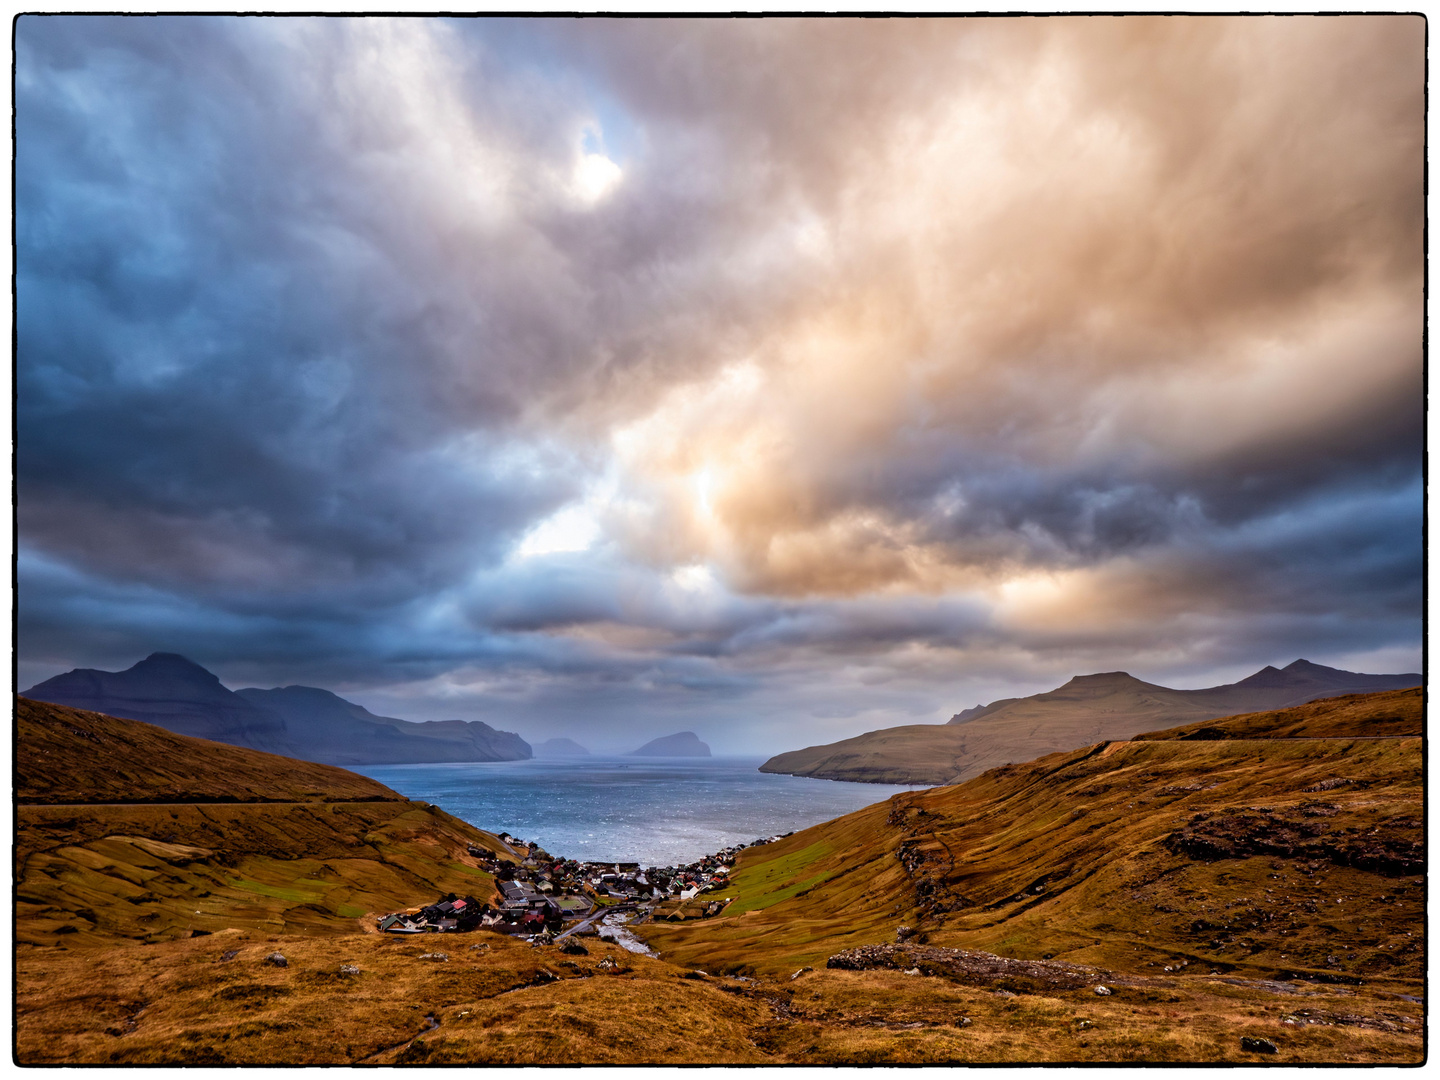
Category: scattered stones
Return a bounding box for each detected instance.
[828,943,1111,993]
[1093,986,1111,996]
[219,950,239,962]
[418,952,449,962]
[469,942,490,952]
[1241,1037,1279,1055]
[339,964,361,976]
[904,968,922,976]
[264,952,287,968]
[560,941,590,956]
[597,956,617,971]
[896,925,916,942]
[789,967,814,981]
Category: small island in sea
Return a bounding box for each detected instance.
[534,737,591,758]
[629,731,711,757]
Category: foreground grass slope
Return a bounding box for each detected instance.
[15,927,1420,1065]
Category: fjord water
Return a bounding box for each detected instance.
[353,757,923,867]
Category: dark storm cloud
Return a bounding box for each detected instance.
[16,16,1422,751]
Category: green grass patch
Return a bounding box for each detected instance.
[224,878,325,904]
[722,841,838,915]
[723,869,837,916]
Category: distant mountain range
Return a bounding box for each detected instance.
[23,653,532,766]
[760,659,1422,785]
[631,731,711,757]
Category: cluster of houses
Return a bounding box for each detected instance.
[376,832,794,939]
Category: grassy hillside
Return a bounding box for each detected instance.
[16,698,513,947]
[1132,687,1423,741]
[642,689,1422,1037]
[17,697,400,804]
[14,690,1423,1064]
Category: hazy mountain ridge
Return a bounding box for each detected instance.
[766,660,1421,785]
[24,653,532,766]
[236,684,532,765]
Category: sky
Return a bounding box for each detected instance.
[15,15,1424,754]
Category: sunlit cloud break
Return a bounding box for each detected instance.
[16,15,1422,752]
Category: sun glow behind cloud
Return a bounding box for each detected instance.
[572,152,622,203]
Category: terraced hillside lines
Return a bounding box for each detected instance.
[15,698,514,947]
[16,697,401,804]
[16,800,506,946]
[642,691,1424,1004]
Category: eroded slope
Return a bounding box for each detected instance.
[645,690,1423,1002]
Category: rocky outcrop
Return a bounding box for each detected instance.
[1165,807,1423,877]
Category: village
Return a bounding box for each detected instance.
[375,832,793,942]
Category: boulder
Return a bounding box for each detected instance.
[1241,1037,1279,1054]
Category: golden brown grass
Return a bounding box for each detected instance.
[16,801,508,946]
[12,688,1425,1065]
[17,697,400,804]
[15,931,1421,1065]
[1134,686,1422,740]
[641,693,1423,1005]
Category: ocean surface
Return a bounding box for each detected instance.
[352,756,924,868]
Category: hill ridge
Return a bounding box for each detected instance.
[765,659,1420,785]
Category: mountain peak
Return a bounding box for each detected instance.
[1057,671,1153,692]
[1284,658,1342,675]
